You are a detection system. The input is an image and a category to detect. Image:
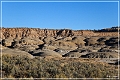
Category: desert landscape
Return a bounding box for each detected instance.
[0,27,119,78]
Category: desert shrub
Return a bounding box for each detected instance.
[1,55,118,78]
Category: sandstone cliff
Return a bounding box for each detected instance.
[0,28,118,39]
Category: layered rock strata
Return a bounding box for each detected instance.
[0,28,118,39]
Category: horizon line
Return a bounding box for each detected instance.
[1,26,119,30]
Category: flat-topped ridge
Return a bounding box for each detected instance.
[0,27,119,39]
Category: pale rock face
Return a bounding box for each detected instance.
[0,28,118,39]
[2,38,14,47]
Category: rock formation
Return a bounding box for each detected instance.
[0,28,119,39]
[0,27,119,61]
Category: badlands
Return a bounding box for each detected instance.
[0,27,119,63]
[0,27,120,78]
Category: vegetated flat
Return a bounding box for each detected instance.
[0,27,119,78]
[1,55,119,78]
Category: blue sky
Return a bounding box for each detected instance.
[2,1,118,30]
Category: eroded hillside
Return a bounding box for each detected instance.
[0,27,119,78]
[0,28,119,39]
[0,27,119,63]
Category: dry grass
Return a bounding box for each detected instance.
[1,55,118,78]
